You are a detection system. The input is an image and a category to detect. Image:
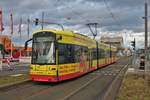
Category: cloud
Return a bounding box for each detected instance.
[1,0,148,31]
[0,0,150,48]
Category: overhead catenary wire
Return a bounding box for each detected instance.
[54,0,100,37]
[103,0,121,27]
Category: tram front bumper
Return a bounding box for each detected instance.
[30,75,58,82]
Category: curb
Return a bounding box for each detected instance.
[0,79,31,90]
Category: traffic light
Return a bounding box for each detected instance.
[131,38,135,50]
[35,18,39,26]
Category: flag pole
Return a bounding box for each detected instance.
[10,33,13,59]
[20,17,22,58]
[10,12,13,58]
[27,16,30,38]
[18,17,22,58]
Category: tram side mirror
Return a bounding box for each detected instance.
[25,38,32,50]
[25,43,27,50]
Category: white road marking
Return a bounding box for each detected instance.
[10,74,23,77]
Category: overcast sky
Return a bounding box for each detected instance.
[0,0,150,48]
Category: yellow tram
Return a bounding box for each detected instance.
[28,30,117,82]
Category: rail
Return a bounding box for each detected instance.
[102,64,129,100]
[62,63,129,100]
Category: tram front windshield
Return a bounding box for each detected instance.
[32,36,55,64]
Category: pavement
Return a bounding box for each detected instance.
[128,55,150,74]
[0,62,30,76]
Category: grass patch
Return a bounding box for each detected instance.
[117,73,150,100]
[0,74,29,86]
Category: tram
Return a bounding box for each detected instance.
[25,30,118,82]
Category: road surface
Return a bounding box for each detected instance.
[0,57,130,100]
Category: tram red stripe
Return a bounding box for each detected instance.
[59,67,97,81]
[30,61,117,82]
[30,75,58,82]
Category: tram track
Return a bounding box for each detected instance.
[0,70,99,100]
[62,71,102,100]
[101,64,128,100]
[26,62,127,100]
[24,72,98,100]
[0,57,130,100]
[0,81,54,100]
[62,60,129,100]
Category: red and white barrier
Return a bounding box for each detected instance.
[19,56,31,63]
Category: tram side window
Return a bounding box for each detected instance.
[58,44,74,64]
[112,51,117,57]
[81,47,88,62]
[92,49,97,60]
[74,46,88,63]
[105,51,110,57]
[99,49,105,58]
[74,45,81,63]
[111,51,114,57]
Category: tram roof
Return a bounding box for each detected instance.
[33,29,95,42]
[33,29,117,51]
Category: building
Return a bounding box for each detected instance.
[100,36,124,56]
[100,36,124,50]
[0,35,15,52]
[0,35,31,59]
